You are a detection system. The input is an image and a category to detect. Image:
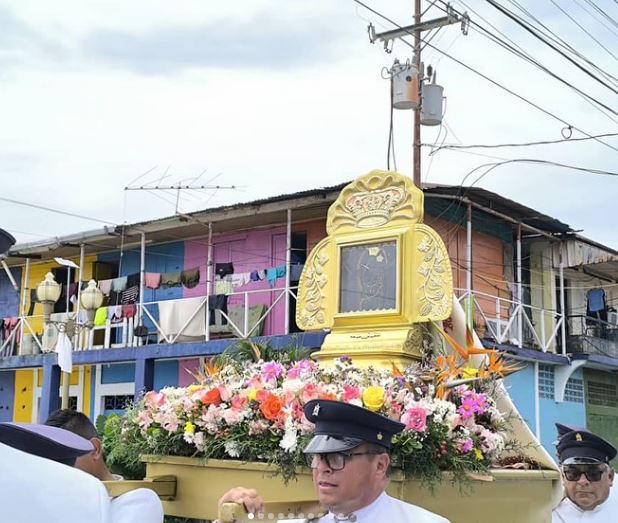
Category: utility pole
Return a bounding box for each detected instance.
[369,3,468,187]
[413,0,422,188]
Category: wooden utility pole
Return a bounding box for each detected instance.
[413,0,422,188]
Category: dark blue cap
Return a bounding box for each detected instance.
[303,399,405,453]
[555,422,586,438]
[0,422,94,466]
[556,427,617,465]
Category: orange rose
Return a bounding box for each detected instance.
[259,393,282,421]
[200,387,222,406]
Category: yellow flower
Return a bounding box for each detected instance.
[187,384,203,393]
[247,388,259,402]
[184,422,196,435]
[362,386,385,412]
[474,448,483,461]
[461,366,479,379]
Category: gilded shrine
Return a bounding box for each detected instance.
[296,170,453,367]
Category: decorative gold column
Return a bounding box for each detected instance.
[296,170,453,367]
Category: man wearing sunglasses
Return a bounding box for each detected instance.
[552,424,616,522]
[217,399,449,522]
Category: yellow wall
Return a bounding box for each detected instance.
[13,370,34,422]
[22,255,98,335]
[82,365,92,417]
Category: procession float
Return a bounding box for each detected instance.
[103,170,561,522]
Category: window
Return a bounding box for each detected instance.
[564,378,584,403]
[587,381,618,407]
[103,395,133,411]
[538,365,555,400]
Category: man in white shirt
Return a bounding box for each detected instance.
[44,409,165,523]
[217,399,450,522]
[552,425,616,523]
[0,424,112,523]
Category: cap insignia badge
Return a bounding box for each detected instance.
[575,433,582,442]
[312,403,321,417]
[377,432,383,441]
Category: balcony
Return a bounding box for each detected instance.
[566,314,618,359]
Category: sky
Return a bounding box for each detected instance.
[1,0,617,250]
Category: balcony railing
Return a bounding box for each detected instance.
[566,314,618,359]
[455,288,566,353]
[1,285,299,356]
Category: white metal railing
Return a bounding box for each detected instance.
[456,288,565,352]
[1,286,300,355]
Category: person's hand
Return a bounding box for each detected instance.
[217,487,264,521]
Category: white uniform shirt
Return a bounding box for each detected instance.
[552,495,615,523]
[288,491,450,523]
[0,442,112,523]
[111,488,164,523]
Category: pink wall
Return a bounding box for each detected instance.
[183,228,288,337]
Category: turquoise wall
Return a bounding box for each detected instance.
[505,363,586,461]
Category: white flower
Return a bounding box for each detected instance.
[279,426,298,453]
[225,441,241,458]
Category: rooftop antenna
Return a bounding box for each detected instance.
[125,168,239,214]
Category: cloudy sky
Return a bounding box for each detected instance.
[1,0,617,249]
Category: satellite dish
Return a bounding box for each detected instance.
[0,228,16,257]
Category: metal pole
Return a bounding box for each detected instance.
[138,232,145,346]
[18,259,30,352]
[75,244,85,349]
[284,209,292,335]
[62,265,71,408]
[205,222,213,342]
[534,362,541,440]
[516,224,523,348]
[466,202,473,328]
[413,0,422,187]
[559,241,567,355]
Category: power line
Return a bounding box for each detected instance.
[437,0,618,124]
[0,196,117,226]
[485,0,618,96]
[425,132,618,153]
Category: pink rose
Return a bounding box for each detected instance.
[144,391,166,408]
[402,406,427,432]
[343,385,361,402]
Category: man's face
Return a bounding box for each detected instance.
[310,444,389,515]
[561,464,614,510]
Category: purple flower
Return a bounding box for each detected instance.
[457,396,478,420]
[261,362,284,381]
[459,438,473,454]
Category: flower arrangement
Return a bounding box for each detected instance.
[104,336,521,488]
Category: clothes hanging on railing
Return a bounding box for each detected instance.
[161,271,181,288]
[208,294,228,325]
[181,267,200,289]
[289,263,304,282]
[215,263,234,278]
[121,285,139,304]
[158,297,207,340]
[98,279,113,295]
[266,266,286,288]
[111,276,128,293]
[144,272,161,290]
[94,307,107,326]
[126,273,140,288]
[249,270,261,282]
[121,304,136,319]
[214,276,234,295]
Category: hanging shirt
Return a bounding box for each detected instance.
[94,307,108,326]
[161,271,181,288]
[144,272,161,290]
[181,267,200,289]
[215,262,234,278]
[111,277,128,293]
[214,276,234,295]
[587,288,606,313]
[98,279,113,296]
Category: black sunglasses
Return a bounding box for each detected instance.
[562,466,607,482]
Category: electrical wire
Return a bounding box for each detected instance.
[426,132,618,154]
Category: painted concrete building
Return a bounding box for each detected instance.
[1,181,617,461]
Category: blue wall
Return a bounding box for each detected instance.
[154,360,179,390]
[505,363,587,461]
[0,267,21,317]
[98,242,185,339]
[0,371,15,422]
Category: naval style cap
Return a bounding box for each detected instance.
[555,422,587,439]
[556,426,617,465]
[303,399,405,454]
[0,422,94,466]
